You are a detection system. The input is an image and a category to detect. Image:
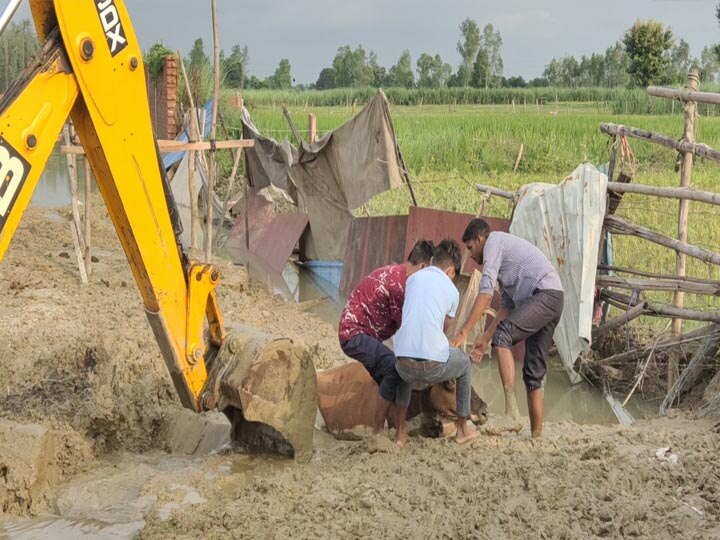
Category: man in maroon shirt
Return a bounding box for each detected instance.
[339,240,434,451]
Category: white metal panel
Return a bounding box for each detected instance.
[510,163,608,383]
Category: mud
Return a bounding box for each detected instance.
[1,203,719,539]
[0,201,340,515]
[137,415,720,540]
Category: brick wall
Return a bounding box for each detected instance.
[146,55,178,140]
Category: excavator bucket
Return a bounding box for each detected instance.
[203,326,318,463]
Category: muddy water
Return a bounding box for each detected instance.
[31,145,95,208]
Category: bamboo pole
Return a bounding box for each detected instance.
[513,143,524,172]
[601,290,720,323]
[647,85,720,106]
[308,113,317,143]
[598,264,720,286]
[188,112,200,250]
[604,215,720,266]
[62,139,253,154]
[672,70,699,364]
[282,105,302,146]
[606,181,720,206]
[596,275,719,296]
[475,184,515,200]
[599,123,720,164]
[206,0,221,262]
[177,51,204,252]
[591,302,648,340]
[62,124,87,284]
[83,157,92,277]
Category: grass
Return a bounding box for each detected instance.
[217,95,720,316]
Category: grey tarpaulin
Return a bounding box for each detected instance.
[241,107,296,197]
[291,91,406,260]
[240,90,407,261]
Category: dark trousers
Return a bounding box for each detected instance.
[492,289,564,390]
[340,334,402,404]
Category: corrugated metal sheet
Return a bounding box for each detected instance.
[404,207,510,275]
[224,190,308,274]
[340,215,408,297]
[510,163,608,384]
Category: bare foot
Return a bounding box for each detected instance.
[368,434,398,454]
[483,415,523,436]
[396,431,408,449]
[455,425,480,445]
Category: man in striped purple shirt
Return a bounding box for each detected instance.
[450,218,564,438]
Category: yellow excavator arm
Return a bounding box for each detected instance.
[0,0,316,461]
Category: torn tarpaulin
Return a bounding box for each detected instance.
[241,91,409,261]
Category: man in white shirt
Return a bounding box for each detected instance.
[393,239,478,445]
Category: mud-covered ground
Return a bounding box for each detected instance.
[1,204,719,539]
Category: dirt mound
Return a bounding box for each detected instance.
[0,202,343,515]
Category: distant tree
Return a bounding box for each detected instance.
[666,38,692,83]
[389,49,414,87]
[475,24,503,88]
[447,65,467,88]
[271,58,292,89]
[188,38,209,71]
[416,53,452,88]
[316,67,336,89]
[623,20,674,87]
[604,42,630,87]
[503,75,527,88]
[184,38,213,105]
[369,51,391,87]
[246,75,271,89]
[528,77,549,87]
[0,19,39,92]
[224,44,249,89]
[700,45,719,82]
[332,45,374,87]
[470,50,488,88]
[457,18,481,87]
[543,59,562,86]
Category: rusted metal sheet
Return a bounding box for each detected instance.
[340,215,408,297]
[404,207,523,361]
[404,207,510,275]
[224,190,308,274]
[511,163,608,384]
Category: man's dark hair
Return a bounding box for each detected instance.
[407,239,434,265]
[432,238,462,276]
[462,218,491,243]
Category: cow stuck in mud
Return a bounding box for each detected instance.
[316,363,488,439]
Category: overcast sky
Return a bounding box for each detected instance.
[14,0,720,84]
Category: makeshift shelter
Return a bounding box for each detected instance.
[239,90,410,261]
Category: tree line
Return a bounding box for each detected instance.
[2,10,720,97]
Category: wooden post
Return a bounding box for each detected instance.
[282,105,302,146]
[511,99,516,114]
[513,143,524,172]
[177,51,204,251]
[83,157,92,277]
[206,0,221,262]
[308,113,317,144]
[62,124,87,284]
[188,112,200,250]
[670,68,699,388]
